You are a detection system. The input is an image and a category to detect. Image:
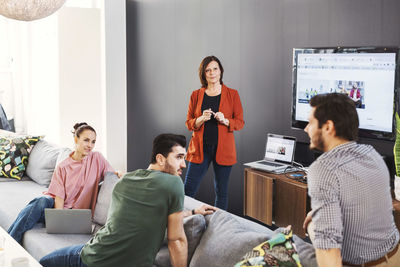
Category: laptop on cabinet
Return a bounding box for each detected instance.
[244,133,296,174]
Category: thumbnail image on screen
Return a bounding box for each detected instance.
[297,80,366,109]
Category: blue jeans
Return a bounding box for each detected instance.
[184,144,232,210]
[8,196,54,244]
[39,244,87,267]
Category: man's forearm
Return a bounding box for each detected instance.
[315,248,342,267]
[168,239,188,267]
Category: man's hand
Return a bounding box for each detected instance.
[115,170,124,178]
[303,210,313,231]
[184,204,218,217]
[194,204,217,215]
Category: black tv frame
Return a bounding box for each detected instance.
[291,46,400,141]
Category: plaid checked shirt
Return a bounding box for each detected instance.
[308,141,399,264]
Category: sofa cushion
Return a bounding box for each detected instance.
[0,180,46,229]
[0,176,31,182]
[293,235,317,267]
[154,214,207,267]
[189,210,273,267]
[183,196,269,232]
[93,172,119,225]
[26,140,61,186]
[234,230,300,266]
[183,214,207,260]
[55,147,72,166]
[0,135,42,180]
[23,225,92,261]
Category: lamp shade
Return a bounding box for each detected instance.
[0,0,66,21]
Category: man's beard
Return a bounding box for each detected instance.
[163,162,180,177]
[309,131,325,152]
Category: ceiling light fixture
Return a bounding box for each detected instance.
[0,0,66,21]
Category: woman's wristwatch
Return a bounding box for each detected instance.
[191,209,196,215]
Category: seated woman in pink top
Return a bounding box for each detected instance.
[8,122,118,244]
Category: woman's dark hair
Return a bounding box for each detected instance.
[309,93,359,141]
[151,134,186,164]
[72,122,96,137]
[198,55,224,88]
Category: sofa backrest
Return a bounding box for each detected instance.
[93,172,120,225]
[26,140,62,186]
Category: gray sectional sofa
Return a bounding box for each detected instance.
[0,139,317,266]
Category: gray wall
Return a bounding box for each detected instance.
[126,0,400,216]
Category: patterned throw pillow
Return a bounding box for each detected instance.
[234,230,302,267]
[0,135,42,180]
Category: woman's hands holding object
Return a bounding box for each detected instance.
[195,109,229,128]
[202,108,214,122]
[195,108,214,128]
[214,111,229,126]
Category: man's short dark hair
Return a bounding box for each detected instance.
[150,134,187,163]
[310,93,359,141]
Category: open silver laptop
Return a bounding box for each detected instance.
[45,208,93,234]
[244,133,296,173]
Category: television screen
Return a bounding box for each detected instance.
[291,47,399,140]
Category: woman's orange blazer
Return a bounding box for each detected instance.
[185,84,244,166]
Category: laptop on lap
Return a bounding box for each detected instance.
[244,133,296,174]
[45,208,93,234]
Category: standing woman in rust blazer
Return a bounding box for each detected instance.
[185,56,244,210]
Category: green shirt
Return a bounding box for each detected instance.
[81,169,184,267]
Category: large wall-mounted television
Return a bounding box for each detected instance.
[291,46,399,140]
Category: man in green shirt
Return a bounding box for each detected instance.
[39,133,216,267]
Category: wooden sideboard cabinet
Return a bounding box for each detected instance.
[244,168,310,237]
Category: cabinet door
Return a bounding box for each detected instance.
[274,179,308,237]
[244,169,274,225]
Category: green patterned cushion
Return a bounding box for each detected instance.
[234,230,302,267]
[0,135,42,180]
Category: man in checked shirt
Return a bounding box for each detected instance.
[302,93,400,267]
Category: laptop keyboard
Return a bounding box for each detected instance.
[258,161,283,167]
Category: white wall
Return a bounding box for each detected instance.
[57,1,127,171]
[103,0,127,171]
[58,7,104,151]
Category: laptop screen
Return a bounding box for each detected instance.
[264,134,296,163]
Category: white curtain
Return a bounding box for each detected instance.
[0,14,60,135]
[0,0,102,139]
[0,16,25,133]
